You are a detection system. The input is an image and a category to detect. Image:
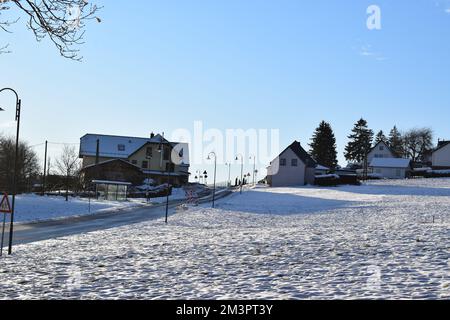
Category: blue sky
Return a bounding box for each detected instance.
[1,0,450,182]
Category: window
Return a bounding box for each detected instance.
[131,160,137,165]
[280,158,287,166]
[118,144,125,151]
[146,147,153,158]
[142,161,148,169]
[163,146,170,161]
[291,159,298,167]
[396,169,401,177]
[379,146,384,151]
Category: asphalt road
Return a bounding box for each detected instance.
[0,188,232,248]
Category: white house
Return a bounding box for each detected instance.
[315,164,330,176]
[432,140,450,169]
[367,141,397,164]
[266,141,316,187]
[369,158,411,179]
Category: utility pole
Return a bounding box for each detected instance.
[42,140,48,196]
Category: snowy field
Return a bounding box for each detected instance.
[0,178,449,299]
[12,195,144,223]
[10,189,187,223]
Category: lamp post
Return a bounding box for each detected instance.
[207,152,217,208]
[225,162,231,187]
[158,140,170,224]
[235,154,244,194]
[249,155,256,186]
[0,88,21,255]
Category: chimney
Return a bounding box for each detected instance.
[150,132,155,139]
[95,139,100,165]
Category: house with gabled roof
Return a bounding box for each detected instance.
[432,140,450,169]
[266,141,317,187]
[366,141,398,164]
[79,133,190,186]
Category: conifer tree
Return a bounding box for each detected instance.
[344,118,374,163]
[388,126,404,157]
[374,130,387,145]
[309,121,338,169]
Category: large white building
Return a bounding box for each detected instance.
[266,141,316,187]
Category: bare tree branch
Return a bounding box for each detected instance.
[0,0,101,61]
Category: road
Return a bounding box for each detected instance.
[0,188,232,248]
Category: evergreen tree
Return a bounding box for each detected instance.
[344,118,374,163]
[309,121,338,169]
[374,130,387,145]
[388,126,404,157]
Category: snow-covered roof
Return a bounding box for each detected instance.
[91,180,132,186]
[79,133,190,164]
[369,158,411,168]
[315,165,330,170]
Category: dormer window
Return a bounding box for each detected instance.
[118,144,125,151]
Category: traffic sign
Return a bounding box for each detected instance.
[0,193,11,213]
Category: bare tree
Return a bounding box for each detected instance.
[0,0,101,61]
[56,145,80,201]
[0,135,40,193]
[403,128,434,163]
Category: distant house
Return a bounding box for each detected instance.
[432,140,450,169]
[369,158,411,179]
[315,164,330,176]
[79,133,190,186]
[367,141,398,164]
[266,141,316,187]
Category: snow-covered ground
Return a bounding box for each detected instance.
[10,195,145,223]
[10,189,188,223]
[0,178,448,299]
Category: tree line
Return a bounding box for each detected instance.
[0,136,81,199]
[308,118,434,169]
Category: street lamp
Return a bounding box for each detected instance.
[249,155,257,186]
[158,140,170,224]
[203,170,208,185]
[225,162,231,187]
[235,154,244,194]
[0,88,21,255]
[207,152,217,208]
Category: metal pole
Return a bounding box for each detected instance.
[165,143,169,224]
[212,155,217,208]
[0,212,6,256]
[253,158,256,185]
[240,156,243,194]
[165,171,169,224]
[227,163,231,188]
[88,184,91,213]
[8,98,20,255]
[42,140,48,196]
